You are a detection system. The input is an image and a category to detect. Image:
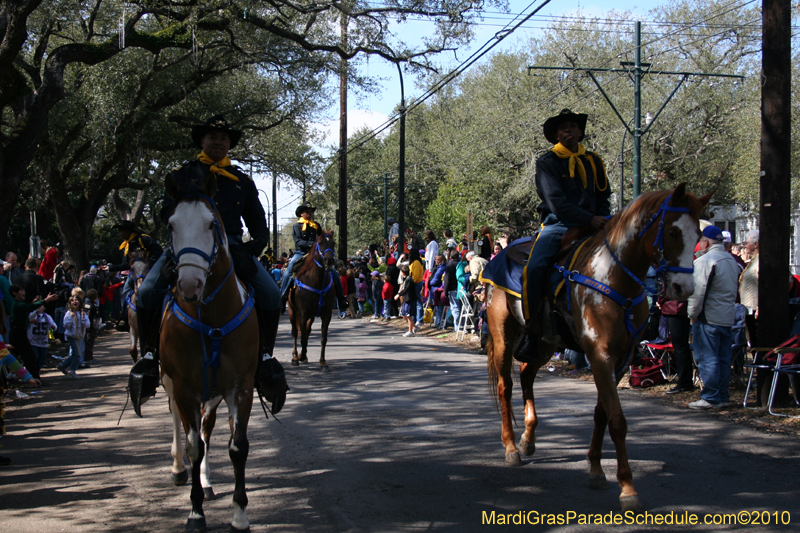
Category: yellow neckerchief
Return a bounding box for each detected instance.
[297,217,319,232]
[550,143,608,191]
[198,151,240,182]
[119,234,135,257]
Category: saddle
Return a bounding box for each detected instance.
[291,254,309,274]
[504,226,595,267]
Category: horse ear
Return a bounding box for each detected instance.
[699,189,715,207]
[670,182,687,205]
[165,174,180,199]
[203,172,218,198]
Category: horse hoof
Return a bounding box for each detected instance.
[620,495,643,514]
[185,517,207,532]
[203,487,215,500]
[518,436,535,456]
[321,366,330,373]
[589,473,609,490]
[505,452,522,467]
[291,360,300,367]
[229,526,251,533]
[172,468,189,486]
[300,359,309,365]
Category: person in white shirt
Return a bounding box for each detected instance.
[27,306,55,370]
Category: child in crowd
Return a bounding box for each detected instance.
[381,273,394,321]
[27,305,56,370]
[84,289,101,364]
[58,293,89,379]
[338,267,349,319]
[395,265,417,337]
[356,274,367,317]
[370,271,383,320]
[345,269,357,318]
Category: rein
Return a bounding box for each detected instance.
[556,195,694,378]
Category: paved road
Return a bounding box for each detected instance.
[1,317,798,532]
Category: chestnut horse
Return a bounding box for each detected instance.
[126,251,149,363]
[287,232,336,371]
[159,174,260,532]
[486,184,710,512]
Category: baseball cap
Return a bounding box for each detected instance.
[702,225,724,241]
[370,271,379,276]
[721,230,732,243]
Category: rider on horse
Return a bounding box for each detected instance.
[280,202,348,311]
[109,220,163,331]
[521,109,612,359]
[130,115,287,416]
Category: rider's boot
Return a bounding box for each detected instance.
[115,310,130,332]
[255,308,289,414]
[516,332,539,363]
[128,307,161,417]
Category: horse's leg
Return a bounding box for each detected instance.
[176,397,207,531]
[590,354,642,513]
[226,388,253,532]
[129,308,139,363]
[518,361,537,457]
[300,317,313,364]
[162,374,188,485]
[487,290,521,466]
[290,308,301,366]
[319,309,331,372]
[200,396,223,501]
[588,393,610,490]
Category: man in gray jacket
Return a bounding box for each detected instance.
[687,225,741,409]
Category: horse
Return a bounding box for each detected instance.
[287,232,337,371]
[159,173,261,532]
[126,251,150,363]
[485,184,711,513]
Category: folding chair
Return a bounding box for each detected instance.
[456,292,476,341]
[639,340,674,381]
[744,334,800,417]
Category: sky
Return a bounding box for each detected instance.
[253,0,664,234]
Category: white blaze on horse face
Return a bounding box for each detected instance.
[665,214,697,300]
[170,202,216,301]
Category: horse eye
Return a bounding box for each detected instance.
[668,228,680,239]
[209,222,214,231]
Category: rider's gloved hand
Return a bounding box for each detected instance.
[160,255,178,285]
[243,240,265,257]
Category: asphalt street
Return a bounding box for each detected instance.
[1,317,798,532]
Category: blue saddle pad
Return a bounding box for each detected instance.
[479,236,530,298]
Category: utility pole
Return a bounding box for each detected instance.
[272,173,278,253]
[758,0,792,403]
[397,63,406,237]
[528,21,743,199]
[338,13,348,259]
[383,173,389,242]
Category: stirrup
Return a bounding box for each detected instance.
[255,354,289,415]
[128,354,160,418]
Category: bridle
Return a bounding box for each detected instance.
[313,236,336,268]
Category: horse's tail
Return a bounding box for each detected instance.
[486,323,500,413]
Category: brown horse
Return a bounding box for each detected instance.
[486,184,710,512]
[159,174,260,532]
[287,232,336,371]
[126,251,149,363]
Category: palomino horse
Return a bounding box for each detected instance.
[486,184,710,512]
[126,251,150,362]
[160,173,260,532]
[287,232,336,371]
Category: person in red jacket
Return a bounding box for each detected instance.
[38,242,63,281]
[381,273,394,321]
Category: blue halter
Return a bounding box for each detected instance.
[296,237,336,316]
[637,194,694,277]
[167,192,254,400]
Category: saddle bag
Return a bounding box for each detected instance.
[629,357,666,388]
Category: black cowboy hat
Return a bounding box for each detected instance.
[113,220,140,233]
[191,115,243,150]
[295,202,317,217]
[542,108,588,144]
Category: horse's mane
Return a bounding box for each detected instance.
[295,232,334,279]
[604,188,703,249]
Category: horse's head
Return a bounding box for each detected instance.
[165,173,227,303]
[318,232,336,269]
[128,251,149,290]
[644,183,713,300]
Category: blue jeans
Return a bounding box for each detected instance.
[415,281,425,323]
[433,300,446,328]
[448,290,462,330]
[524,216,569,319]
[61,337,83,373]
[692,321,733,404]
[32,346,48,369]
[383,299,391,319]
[122,274,135,303]
[280,251,304,296]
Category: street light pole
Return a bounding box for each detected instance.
[396,62,406,238]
